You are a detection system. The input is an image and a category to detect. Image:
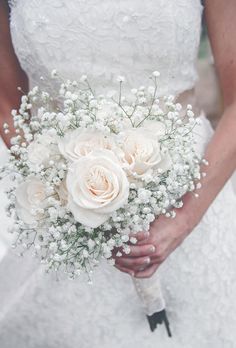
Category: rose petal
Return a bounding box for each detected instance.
[68,198,109,228]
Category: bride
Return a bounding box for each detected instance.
[1,0,236,347]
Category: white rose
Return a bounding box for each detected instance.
[27,142,50,165]
[15,178,47,225]
[58,129,115,162]
[27,133,59,165]
[66,150,129,228]
[122,122,172,179]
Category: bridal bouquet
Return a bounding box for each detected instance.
[1,71,203,281]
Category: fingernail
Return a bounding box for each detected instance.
[144,231,150,238]
[149,246,156,253]
[145,257,151,264]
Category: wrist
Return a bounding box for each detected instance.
[174,192,204,235]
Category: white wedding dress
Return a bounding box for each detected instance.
[1,0,236,347]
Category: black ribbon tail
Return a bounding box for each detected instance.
[147,309,172,337]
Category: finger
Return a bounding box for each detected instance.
[128,244,156,257]
[134,264,159,279]
[114,264,135,277]
[111,248,123,258]
[129,231,150,243]
[115,256,151,270]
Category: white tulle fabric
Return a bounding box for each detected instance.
[0,1,236,347]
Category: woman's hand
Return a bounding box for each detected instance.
[115,0,236,280]
[114,207,192,279]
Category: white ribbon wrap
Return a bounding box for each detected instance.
[132,272,165,316]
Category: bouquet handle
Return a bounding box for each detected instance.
[132,272,172,337]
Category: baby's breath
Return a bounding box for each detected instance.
[0,71,204,280]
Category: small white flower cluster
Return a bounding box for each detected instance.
[1,71,205,279]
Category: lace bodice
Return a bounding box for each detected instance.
[9,0,203,95]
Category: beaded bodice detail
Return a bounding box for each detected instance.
[9,0,203,95]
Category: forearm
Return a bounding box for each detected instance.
[0,0,28,147]
[182,105,236,229]
[0,103,19,148]
[0,79,27,148]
